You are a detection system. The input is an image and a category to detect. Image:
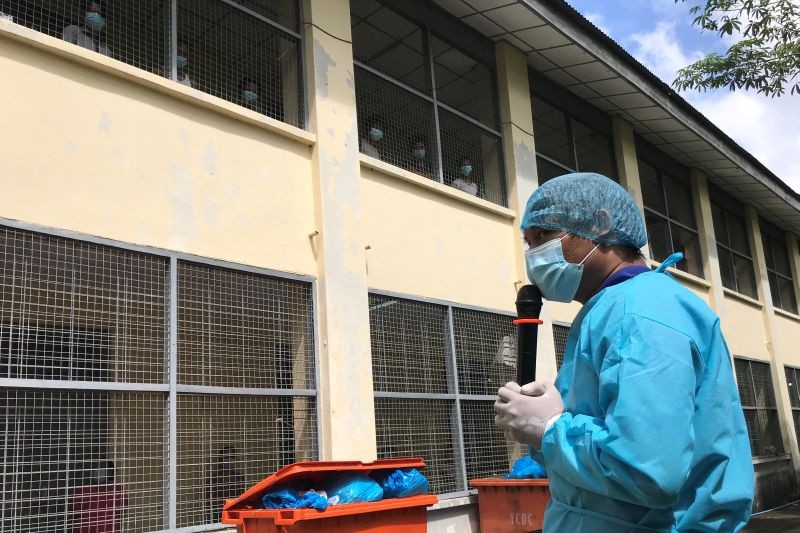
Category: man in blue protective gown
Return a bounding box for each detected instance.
[494,173,754,532]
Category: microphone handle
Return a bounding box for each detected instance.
[517,324,538,386]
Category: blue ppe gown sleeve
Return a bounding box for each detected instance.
[540,313,698,509]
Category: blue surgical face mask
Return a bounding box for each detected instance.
[524,235,600,302]
[461,164,473,176]
[176,55,188,69]
[413,148,426,160]
[242,90,258,103]
[369,128,384,142]
[85,11,106,31]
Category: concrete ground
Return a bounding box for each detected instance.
[743,503,800,532]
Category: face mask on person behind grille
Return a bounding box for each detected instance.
[461,164,473,176]
[413,148,426,160]
[524,235,599,302]
[176,55,188,69]
[85,11,106,31]
[369,128,384,142]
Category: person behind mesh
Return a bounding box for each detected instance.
[450,157,479,196]
[239,77,264,114]
[62,1,111,57]
[403,135,433,177]
[71,460,127,533]
[207,445,247,523]
[360,114,384,160]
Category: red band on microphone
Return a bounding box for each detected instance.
[513,319,543,325]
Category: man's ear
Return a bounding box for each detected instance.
[592,209,613,238]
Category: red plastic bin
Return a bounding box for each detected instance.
[221,458,438,533]
[470,478,550,533]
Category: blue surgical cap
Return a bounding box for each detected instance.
[521,172,647,249]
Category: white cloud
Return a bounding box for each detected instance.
[628,22,800,193]
[583,12,610,34]
[630,21,704,82]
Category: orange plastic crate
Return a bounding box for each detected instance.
[470,478,550,533]
[222,458,437,533]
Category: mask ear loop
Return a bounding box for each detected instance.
[578,243,601,266]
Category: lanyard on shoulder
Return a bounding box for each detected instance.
[655,252,684,273]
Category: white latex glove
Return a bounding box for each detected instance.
[494,381,565,450]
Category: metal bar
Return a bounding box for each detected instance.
[459,394,500,401]
[168,256,178,530]
[535,151,576,174]
[425,29,445,184]
[219,0,302,39]
[0,378,169,392]
[298,0,308,130]
[567,118,579,171]
[0,216,316,283]
[373,391,456,400]
[435,99,502,137]
[169,0,177,81]
[175,385,317,396]
[172,253,315,283]
[311,279,323,459]
[153,523,231,533]
[367,288,515,317]
[354,61,435,104]
[447,306,470,493]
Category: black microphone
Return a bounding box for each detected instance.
[515,285,543,386]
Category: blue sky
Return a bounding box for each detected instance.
[565,0,800,193]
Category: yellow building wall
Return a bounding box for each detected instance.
[773,313,800,367]
[360,166,518,312]
[723,295,770,360]
[0,30,316,277]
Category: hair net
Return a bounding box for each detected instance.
[521,172,647,249]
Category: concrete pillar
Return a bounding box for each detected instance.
[495,40,559,383]
[303,0,377,460]
[611,116,650,261]
[690,170,725,315]
[747,207,800,467]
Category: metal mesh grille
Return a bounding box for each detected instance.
[439,109,504,204]
[177,0,303,126]
[351,0,506,206]
[460,400,522,481]
[370,292,520,495]
[786,366,800,410]
[354,67,438,177]
[369,294,449,394]
[734,358,756,407]
[0,389,165,533]
[0,227,168,383]
[4,1,303,127]
[177,262,314,389]
[451,308,515,396]
[374,397,461,494]
[176,393,316,528]
[4,0,169,74]
[735,358,784,457]
[742,409,763,457]
[794,411,800,456]
[351,0,429,94]
[553,324,570,371]
[535,155,570,185]
[431,34,497,129]
[751,361,777,408]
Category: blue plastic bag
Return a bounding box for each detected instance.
[261,488,329,510]
[323,473,383,505]
[504,455,547,479]
[373,468,429,498]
